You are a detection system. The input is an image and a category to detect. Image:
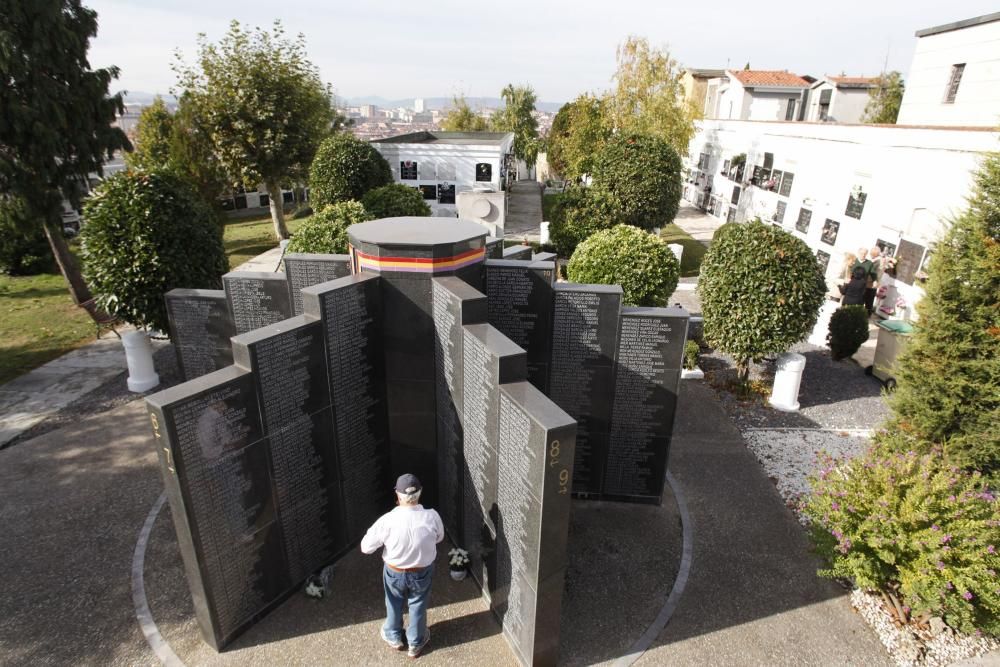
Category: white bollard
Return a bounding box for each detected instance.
[123,329,160,393]
[769,352,805,412]
[668,243,683,267]
[539,221,550,245]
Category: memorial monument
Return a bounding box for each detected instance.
[149,217,687,665]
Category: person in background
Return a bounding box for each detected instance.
[839,252,858,282]
[361,474,444,659]
[841,265,868,306]
[864,246,882,315]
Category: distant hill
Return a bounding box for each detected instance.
[343,96,564,113]
[119,91,178,105]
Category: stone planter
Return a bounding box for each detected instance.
[122,329,160,393]
[681,367,704,380]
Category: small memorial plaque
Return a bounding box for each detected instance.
[795,207,812,234]
[502,245,533,260]
[166,289,236,381]
[223,272,292,334]
[779,171,794,197]
[284,253,351,316]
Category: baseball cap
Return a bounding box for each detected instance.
[395,473,422,494]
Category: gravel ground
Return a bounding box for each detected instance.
[695,340,997,666]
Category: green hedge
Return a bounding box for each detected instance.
[81,169,227,333]
[698,220,826,381]
[286,201,372,254]
[308,133,391,210]
[0,198,53,276]
[827,305,870,361]
[361,183,431,218]
[548,186,626,257]
[589,133,682,230]
[567,224,678,306]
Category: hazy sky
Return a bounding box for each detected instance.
[85,0,996,104]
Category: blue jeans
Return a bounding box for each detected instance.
[382,563,435,646]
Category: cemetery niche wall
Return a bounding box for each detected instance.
[149,217,688,665]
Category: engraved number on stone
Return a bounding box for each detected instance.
[549,439,560,467]
[558,468,569,494]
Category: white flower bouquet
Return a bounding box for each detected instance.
[448,547,470,571]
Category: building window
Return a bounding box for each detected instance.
[400,161,418,180]
[475,163,492,182]
[818,89,832,121]
[944,64,965,103]
[785,99,796,121]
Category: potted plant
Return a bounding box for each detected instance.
[448,548,470,581]
[681,340,704,379]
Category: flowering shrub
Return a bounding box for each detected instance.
[804,443,1000,634]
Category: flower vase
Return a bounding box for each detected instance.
[449,568,467,581]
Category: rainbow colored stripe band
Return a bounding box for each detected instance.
[352,246,485,273]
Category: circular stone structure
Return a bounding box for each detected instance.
[347,217,488,275]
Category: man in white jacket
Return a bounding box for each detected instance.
[360,473,444,658]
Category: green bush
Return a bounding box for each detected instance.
[548,186,626,256]
[589,133,682,231]
[567,224,678,307]
[684,340,700,370]
[0,199,53,276]
[361,183,431,218]
[712,221,739,242]
[308,133,391,210]
[81,169,227,333]
[698,220,826,382]
[884,150,1000,474]
[286,201,372,254]
[804,444,1000,635]
[827,305,870,361]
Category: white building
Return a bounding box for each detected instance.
[897,11,1000,127]
[684,120,998,317]
[370,131,515,215]
[414,98,425,113]
[804,76,878,124]
[705,70,810,121]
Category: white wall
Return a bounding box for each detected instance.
[686,120,998,307]
[897,18,1000,127]
[831,88,871,124]
[372,141,507,194]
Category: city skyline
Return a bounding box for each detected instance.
[88,1,997,105]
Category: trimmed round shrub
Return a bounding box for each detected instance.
[309,133,392,210]
[548,186,626,257]
[589,133,682,230]
[81,169,227,333]
[804,444,1000,635]
[0,198,53,276]
[827,305,870,361]
[361,183,431,218]
[567,224,679,306]
[712,221,739,242]
[286,201,373,254]
[698,220,826,381]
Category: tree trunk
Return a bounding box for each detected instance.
[43,219,91,305]
[266,181,289,241]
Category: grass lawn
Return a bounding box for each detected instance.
[660,223,706,277]
[221,214,306,270]
[0,273,94,385]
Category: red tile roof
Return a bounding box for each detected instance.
[729,70,810,88]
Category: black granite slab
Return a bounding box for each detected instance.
[485,237,504,259]
[493,381,576,667]
[502,244,533,260]
[461,323,527,599]
[301,274,391,542]
[485,259,555,393]
[548,284,622,496]
[223,271,293,334]
[165,288,236,381]
[605,307,688,503]
[146,366,290,650]
[531,251,557,263]
[431,277,488,542]
[283,253,351,316]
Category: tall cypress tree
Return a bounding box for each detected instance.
[0,1,131,304]
[888,150,1000,474]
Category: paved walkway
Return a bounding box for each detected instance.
[504,180,544,242]
[0,336,895,665]
[673,203,723,246]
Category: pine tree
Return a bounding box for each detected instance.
[888,150,1000,474]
